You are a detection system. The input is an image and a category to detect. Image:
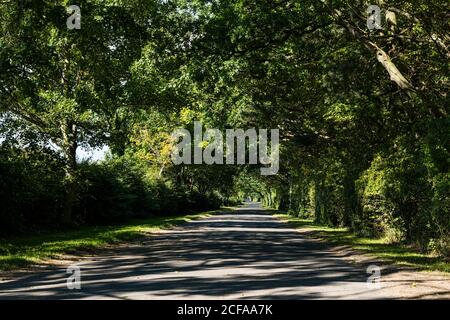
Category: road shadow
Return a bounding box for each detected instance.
[0,203,403,299]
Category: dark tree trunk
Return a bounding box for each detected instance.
[61,121,78,225]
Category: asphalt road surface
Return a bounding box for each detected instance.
[0,202,448,299]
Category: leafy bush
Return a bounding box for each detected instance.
[0,147,225,236]
[0,146,65,234]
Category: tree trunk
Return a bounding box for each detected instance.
[61,121,78,225]
[288,175,293,212]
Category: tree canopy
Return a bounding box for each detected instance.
[0,0,448,256]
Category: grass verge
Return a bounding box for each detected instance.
[0,209,219,271]
[274,212,450,273]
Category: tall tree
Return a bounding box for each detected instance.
[0,0,150,223]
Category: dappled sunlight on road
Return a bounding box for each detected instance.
[1,203,449,300]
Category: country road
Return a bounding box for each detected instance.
[0,203,449,300]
